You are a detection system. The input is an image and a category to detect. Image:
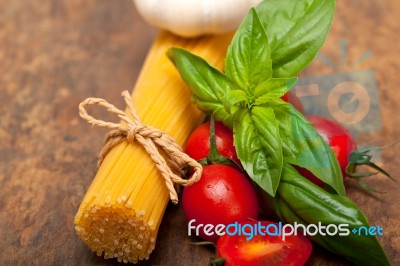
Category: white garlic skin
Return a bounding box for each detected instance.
[133,0,263,38]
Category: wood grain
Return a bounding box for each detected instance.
[0,0,398,265]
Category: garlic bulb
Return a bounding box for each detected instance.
[133,0,262,38]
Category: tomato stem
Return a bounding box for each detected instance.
[188,241,216,247]
[200,116,242,171]
[209,257,225,266]
[346,149,396,181]
[346,144,398,192]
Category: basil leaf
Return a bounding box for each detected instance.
[233,107,282,196]
[273,103,345,195]
[275,164,390,266]
[256,0,335,77]
[167,47,231,124]
[254,78,298,105]
[223,90,247,114]
[225,8,272,91]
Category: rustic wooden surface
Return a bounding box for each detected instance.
[0,0,399,265]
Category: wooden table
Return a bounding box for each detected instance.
[1,0,399,265]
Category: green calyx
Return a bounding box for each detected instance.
[346,146,397,193]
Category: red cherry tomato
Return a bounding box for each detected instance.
[216,220,312,266]
[185,121,239,164]
[281,91,304,114]
[182,164,258,242]
[297,115,357,186]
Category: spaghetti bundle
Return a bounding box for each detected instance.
[74,31,233,263]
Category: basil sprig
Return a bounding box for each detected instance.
[168,1,344,196]
[168,0,390,264]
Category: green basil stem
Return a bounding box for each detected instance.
[258,164,391,266]
[197,116,242,170]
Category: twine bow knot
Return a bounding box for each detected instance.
[79,90,202,204]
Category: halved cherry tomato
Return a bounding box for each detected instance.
[182,164,258,243]
[185,121,239,165]
[297,115,357,186]
[216,220,312,266]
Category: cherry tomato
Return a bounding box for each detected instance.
[216,220,312,266]
[185,121,239,164]
[182,164,258,242]
[298,115,357,186]
[281,91,304,114]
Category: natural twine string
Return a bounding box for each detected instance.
[78,90,202,204]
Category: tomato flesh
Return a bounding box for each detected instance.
[182,165,258,242]
[217,220,312,266]
[185,121,239,165]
